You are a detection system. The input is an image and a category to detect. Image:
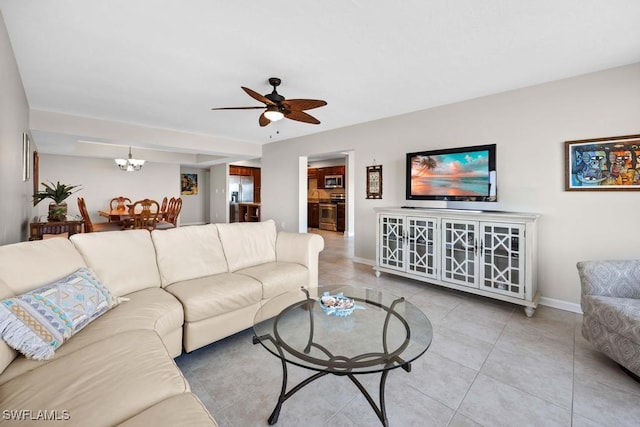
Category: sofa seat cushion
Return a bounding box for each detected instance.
[236,262,309,299]
[165,273,262,322]
[583,295,640,343]
[0,287,183,385]
[0,330,189,427]
[118,393,218,427]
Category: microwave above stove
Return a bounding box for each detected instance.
[324,174,344,188]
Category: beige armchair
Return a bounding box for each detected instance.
[577,259,640,380]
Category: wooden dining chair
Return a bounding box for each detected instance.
[128,199,160,231]
[160,196,168,218]
[78,197,121,233]
[156,197,182,229]
[110,196,132,211]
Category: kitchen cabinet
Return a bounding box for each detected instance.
[308,168,318,180]
[313,165,346,190]
[375,208,538,317]
[238,203,260,222]
[308,202,319,228]
[336,203,345,232]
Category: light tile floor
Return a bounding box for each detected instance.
[177,230,640,426]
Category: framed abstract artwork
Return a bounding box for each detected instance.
[565,134,640,191]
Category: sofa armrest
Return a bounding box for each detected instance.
[577,260,640,299]
[276,232,324,288]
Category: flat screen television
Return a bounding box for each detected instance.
[406,144,497,202]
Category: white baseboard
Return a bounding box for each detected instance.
[352,257,374,266]
[539,296,582,314]
[349,257,582,314]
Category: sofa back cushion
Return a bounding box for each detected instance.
[70,230,161,296]
[0,238,87,295]
[151,224,228,287]
[216,220,277,272]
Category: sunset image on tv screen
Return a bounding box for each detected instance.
[411,150,490,196]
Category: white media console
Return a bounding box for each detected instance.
[374,207,540,317]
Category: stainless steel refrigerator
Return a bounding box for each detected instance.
[229,175,254,203]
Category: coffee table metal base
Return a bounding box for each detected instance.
[253,334,410,426]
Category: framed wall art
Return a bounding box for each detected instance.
[22,132,30,182]
[565,134,640,191]
[32,151,39,205]
[366,165,382,199]
[181,173,198,195]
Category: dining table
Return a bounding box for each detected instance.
[98,208,166,222]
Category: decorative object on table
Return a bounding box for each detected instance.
[33,181,82,221]
[0,268,119,360]
[211,77,327,127]
[22,132,30,182]
[114,146,145,172]
[565,134,640,191]
[319,291,363,317]
[181,173,198,195]
[366,163,383,199]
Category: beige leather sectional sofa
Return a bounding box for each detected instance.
[0,220,324,426]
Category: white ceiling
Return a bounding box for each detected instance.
[1,1,639,164]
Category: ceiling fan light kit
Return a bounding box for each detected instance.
[211,77,327,127]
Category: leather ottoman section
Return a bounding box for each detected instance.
[0,288,185,385]
[165,273,262,322]
[117,393,218,427]
[0,330,189,427]
[236,261,309,299]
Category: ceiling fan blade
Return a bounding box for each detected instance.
[259,112,271,127]
[242,86,276,106]
[282,99,327,111]
[285,110,321,125]
[211,106,265,110]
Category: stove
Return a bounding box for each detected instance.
[318,194,345,231]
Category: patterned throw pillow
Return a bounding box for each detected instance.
[0,268,119,360]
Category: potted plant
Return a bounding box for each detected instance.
[33,181,82,221]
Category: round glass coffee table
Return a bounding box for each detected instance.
[253,285,432,426]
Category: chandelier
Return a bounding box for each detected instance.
[114,146,145,172]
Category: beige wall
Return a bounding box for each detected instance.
[0,12,31,245]
[37,154,180,223]
[262,63,640,307]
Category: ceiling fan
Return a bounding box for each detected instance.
[211,77,327,127]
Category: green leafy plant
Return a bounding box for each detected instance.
[33,181,82,205]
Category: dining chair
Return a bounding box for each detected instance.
[110,196,132,211]
[78,197,121,233]
[160,196,168,218]
[156,197,182,229]
[128,199,160,231]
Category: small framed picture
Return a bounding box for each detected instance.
[181,173,198,195]
[366,165,382,199]
[565,134,640,191]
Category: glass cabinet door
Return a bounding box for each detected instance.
[406,216,438,279]
[441,219,478,288]
[480,222,525,298]
[379,214,405,271]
